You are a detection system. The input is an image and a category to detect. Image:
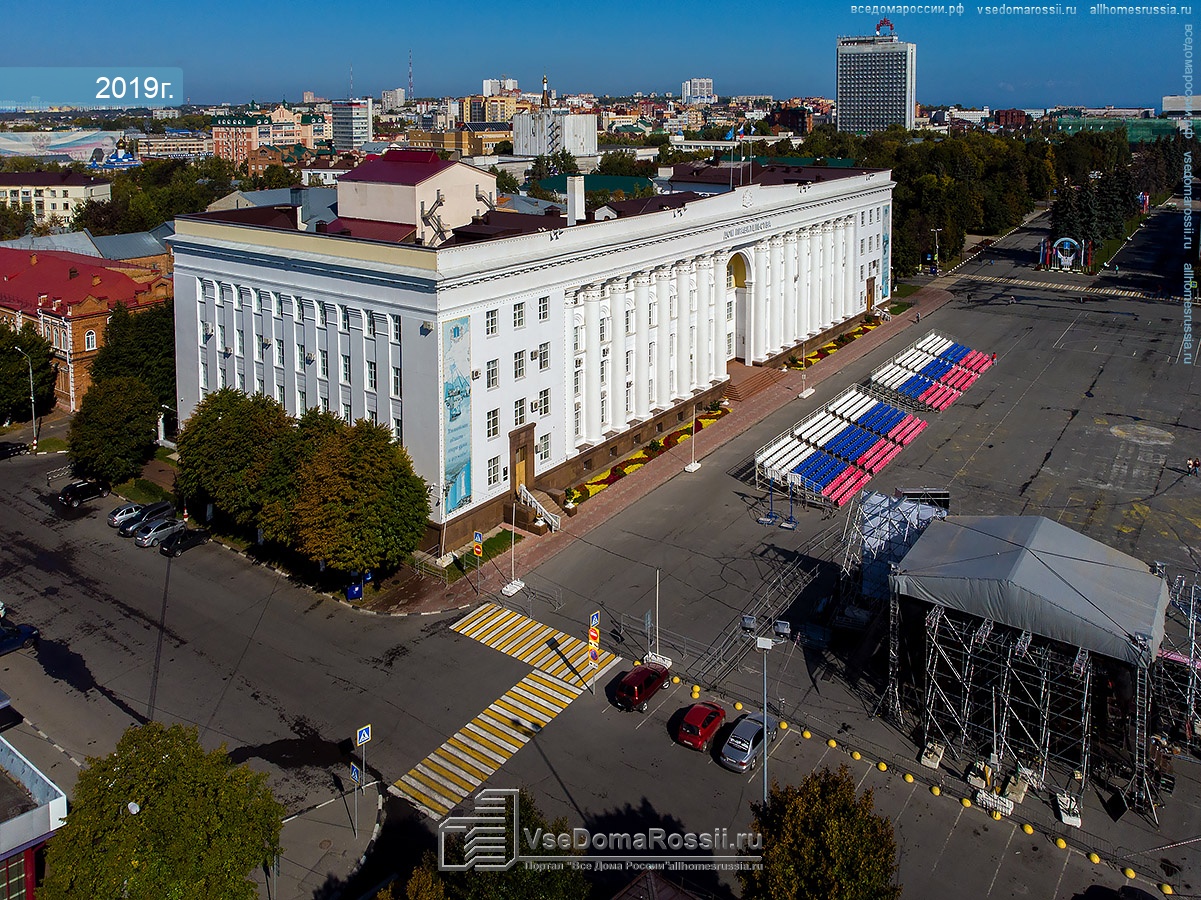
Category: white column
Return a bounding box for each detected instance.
[822,223,836,329]
[752,241,769,362]
[583,286,603,444]
[843,217,856,319]
[802,228,816,337]
[768,235,784,355]
[696,255,713,386]
[711,252,729,380]
[611,279,629,429]
[675,261,692,398]
[633,273,651,420]
[783,232,799,346]
[654,267,672,409]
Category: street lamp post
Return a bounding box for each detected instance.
[12,346,36,452]
[929,228,943,276]
[742,617,792,807]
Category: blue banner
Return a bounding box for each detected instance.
[0,67,184,109]
[442,317,472,514]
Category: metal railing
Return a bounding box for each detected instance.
[408,554,451,586]
[518,483,560,532]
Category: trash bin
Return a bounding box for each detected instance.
[346,582,363,601]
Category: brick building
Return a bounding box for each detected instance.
[0,249,172,410]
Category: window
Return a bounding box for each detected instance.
[726,299,734,321]
[625,348,633,376]
[573,326,582,353]
[599,317,607,343]
[275,295,283,317]
[488,455,501,486]
[727,333,734,355]
[340,306,350,331]
[200,359,209,389]
[669,295,676,318]
[368,409,377,425]
[514,397,526,426]
[342,402,352,420]
[538,388,550,415]
[257,376,265,394]
[513,350,525,380]
[297,343,307,370]
[485,308,498,336]
[860,266,865,281]
[238,371,245,390]
[600,359,608,386]
[298,390,306,411]
[237,331,245,356]
[275,339,284,366]
[366,314,376,337]
[600,396,607,422]
[218,324,227,348]
[573,369,582,397]
[84,329,96,350]
[319,395,328,411]
[486,408,499,438]
[393,418,403,441]
[367,360,377,389]
[538,295,549,321]
[276,384,284,403]
[537,433,550,461]
[392,366,402,396]
[486,358,499,389]
[860,239,865,254]
[625,384,632,412]
[574,407,582,437]
[539,342,549,370]
[649,302,657,327]
[342,354,351,382]
[255,291,264,313]
[861,210,865,226]
[391,315,402,341]
[513,301,525,328]
[318,304,328,327]
[319,349,329,377]
[625,309,633,334]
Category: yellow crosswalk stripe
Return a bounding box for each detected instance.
[443,737,498,775]
[422,755,479,794]
[396,776,453,818]
[406,767,461,807]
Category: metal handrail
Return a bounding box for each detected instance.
[518,483,560,532]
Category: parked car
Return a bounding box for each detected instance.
[58,480,109,508]
[107,503,145,528]
[614,660,671,712]
[133,517,186,548]
[159,528,210,558]
[117,500,175,537]
[0,620,39,656]
[677,701,726,752]
[718,713,778,773]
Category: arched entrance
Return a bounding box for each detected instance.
[727,251,753,364]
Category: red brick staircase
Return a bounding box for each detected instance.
[724,363,787,403]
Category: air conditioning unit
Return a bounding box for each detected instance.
[223,346,232,357]
[305,353,315,365]
[530,349,539,360]
[261,337,271,348]
[202,323,214,338]
[471,369,481,380]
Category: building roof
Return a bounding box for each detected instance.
[0,232,102,256]
[320,216,416,243]
[495,193,561,215]
[537,174,655,194]
[891,516,1170,666]
[0,248,165,315]
[339,148,456,186]
[0,171,107,189]
[596,191,702,218]
[204,187,338,231]
[88,230,168,261]
[451,209,567,244]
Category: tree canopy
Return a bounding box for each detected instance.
[40,722,283,900]
[67,376,158,484]
[0,323,57,423]
[89,300,177,409]
[740,765,900,900]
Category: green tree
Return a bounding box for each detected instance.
[0,202,33,239]
[67,376,158,484]
[292,420,429,573]
[740,765,900,900]
[404,789,585,900]
[89,301,176,409]
[0,323,57,423]
[256,408,344,546]
[489,165,520,194]
[175,389,294,528]
[493,139,513,155]
[551,149,580,175]
[259,164,300,189]
[40,722,283,900]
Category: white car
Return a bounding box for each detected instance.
[133,518,186,548]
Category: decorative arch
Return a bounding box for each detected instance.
[727,252,751,289]
[84,330,97,351]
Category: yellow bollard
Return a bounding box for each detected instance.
[634,660,642,666]
[734,701,743,711]
[852,751,861,761]
[903,773,914,783]
[877,761,888,772]
[1022,823,1034,835]
[802,729,812,739]
[931,785,941,796]
[1055,838,1067,850]
[1088,853,1101,865]
[992,810,1002,820]
[672,676,680,684]
[780,722,788,730]
[1161,884,1174,895]
[691,684,699,692]
[1123,868,1136,880]
[961,797,972,808]
[827,738,837,748]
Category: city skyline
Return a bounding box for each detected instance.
[5,3,1191,109]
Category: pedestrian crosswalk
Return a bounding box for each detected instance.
[452,602,618,686]
[958,272,1154,300]
[391,670,583,819]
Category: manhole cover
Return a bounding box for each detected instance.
[1110,424,1174,446]
[319,839,332,850]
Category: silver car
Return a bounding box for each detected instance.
[107,503,145,528]
[133,518,186,548]
[718,713,777,772]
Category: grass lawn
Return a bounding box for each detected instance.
[888,301,913,314]
[893,283,921,298]
[154,446,178,466]
[447,530,524,584]
[36,437,68,453]
[114,478,175,506]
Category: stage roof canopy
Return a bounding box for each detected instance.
[891,516,1168,666]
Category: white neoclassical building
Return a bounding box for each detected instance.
[171,150,894,547]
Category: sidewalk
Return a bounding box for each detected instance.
[364,281,960,617]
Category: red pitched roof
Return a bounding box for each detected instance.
[320,217,416,243]
[0,248,160,315]
[339,149,455,186]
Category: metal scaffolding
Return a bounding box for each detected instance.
[1155,573,1201,756]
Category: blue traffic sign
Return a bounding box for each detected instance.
[356,724,372,746]
[350,762,362,784]
[590,610,600,628]
[474,530,483,543]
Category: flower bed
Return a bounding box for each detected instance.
[786,321,879,369]
[573,406,729,502]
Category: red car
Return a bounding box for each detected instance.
[614,662,671,712]
[677,702,726,752]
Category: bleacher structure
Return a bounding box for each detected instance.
[868,332,992,412]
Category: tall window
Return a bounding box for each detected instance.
[487,456,501,486]
[486,408,499,438]
[625,349,633,376]
[625,309,632,334]
[340,306,350,331]
[342,354,351,382]
[275,294,283,317]
[513,301,525,328]
[599,318,607,343]
[318,304,328,327]
[342,402,352,420]
[237,331,245,356]
[84,330,96,350]
[538,296,549,321]
[296,343,305,371]
[391,315,402,341]
[600,359,608,386]
[319,349,328,376]
[485,308,498,336]
[573,369,581,397]
[275,339,284,366]
[486,358,499,389]
[538,342,550,370]
[513,350,525,380]
[366,314,376,337]
[573,407,581,437]
[366,360,377,389]
[538,388,550,415]
[573,326,582,353]
[536,433,550,461]
[393,418,403,441]
[649,302,657,327]
[514,397,526,427]
[392,366,402,396]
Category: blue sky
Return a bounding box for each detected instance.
[6,1,1191,109]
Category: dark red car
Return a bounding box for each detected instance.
[614,662,671,712]
[677,702,726,752]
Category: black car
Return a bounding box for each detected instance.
[0,621,39,656]
[58,480,109,508]
[159,528,211,558]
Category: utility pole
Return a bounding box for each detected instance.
[12,346,35,451]
[929,228,943,275]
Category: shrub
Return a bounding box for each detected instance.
[648,439,663,453]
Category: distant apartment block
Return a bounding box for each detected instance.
[0,171,110,223]
[483,78,519,96]
[151,107,181,119]
[513,111,597,158]
[137,132,214,160]
[406,128,513,157]
[332,98,375,152]
[212,106,328,164]
[382,88,407,111]
[1164,95,1196,117]
[836,28,917,133]
[993,108,1029,129]
[681,77,716,105]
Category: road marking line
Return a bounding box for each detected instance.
[407,766,462,805]
[421,756,478,794]
[476,709,537,743]
[928,806,965,876]
[494,694,554,725]
[986,823,1018,896]
[463,720,524,755]
[449,730,509,766]
[396,776,452,818]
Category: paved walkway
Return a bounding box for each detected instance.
[366,281,960,617]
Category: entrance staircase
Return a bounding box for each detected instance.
[725,363,787,403]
